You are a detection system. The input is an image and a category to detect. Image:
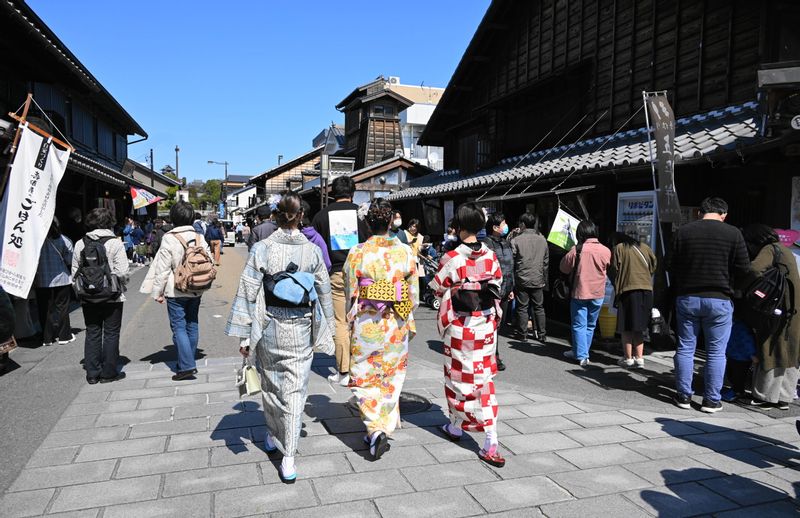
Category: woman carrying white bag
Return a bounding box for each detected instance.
[225,192,334,484]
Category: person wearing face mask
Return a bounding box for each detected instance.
[442,223,459,252]
[481,212,514,371]
[390,211,409,245]
[511,212,549,343]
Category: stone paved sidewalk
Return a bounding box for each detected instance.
[2,355,799,518]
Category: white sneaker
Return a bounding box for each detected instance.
[327,372,350,386]
[58,334,76,345]
[633,357,645,369]
[617,358,634,368]
[579,358,590,367]
[563,350,576,360]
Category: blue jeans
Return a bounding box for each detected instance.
[167,297,201,372]
[674,296,733,403]
[570,298,603,360]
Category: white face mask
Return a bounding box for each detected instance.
[393,218,402,228]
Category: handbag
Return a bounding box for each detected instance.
[553,245,582,301]
[235,356,261,397]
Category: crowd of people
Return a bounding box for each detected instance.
[4,180,798,484]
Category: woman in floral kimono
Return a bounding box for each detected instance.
[429,202,506,468]
[344,199,418,460]
[226,193,334,483]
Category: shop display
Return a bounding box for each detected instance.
[616,191,657,250]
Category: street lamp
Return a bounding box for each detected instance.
[207,160,228,218]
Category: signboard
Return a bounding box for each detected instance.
[0,124,70,297]
[547,208,580,250]
[646,94,682,223]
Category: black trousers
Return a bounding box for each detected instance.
[36,286,73,344]
[82,302,123,379]
[516,287,546,335]
[726,358,752,394]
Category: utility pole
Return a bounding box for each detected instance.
[149,148,154,187]
[175,145,180,181]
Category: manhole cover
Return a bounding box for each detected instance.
[348,391,432,415]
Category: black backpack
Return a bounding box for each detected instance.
[73,236,121,304]
[740,245,796,340]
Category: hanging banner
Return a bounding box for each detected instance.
[646,94,682,223]
[0,124,70,298]
[130,186,162,209]
[547,208,580,250]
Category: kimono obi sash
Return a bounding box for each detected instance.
[450,279,499,313]
[358,278,412,320]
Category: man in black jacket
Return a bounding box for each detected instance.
[247,205,277,251]
[482,212,514,370]
[312,176,369,385]
[511,212,549,343]
[669,197,751,413]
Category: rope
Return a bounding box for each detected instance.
[549,104,645,192]
[29,95,74,149]
[495,111,592,200]
[519,109,609,196]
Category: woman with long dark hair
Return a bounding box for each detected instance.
[344,199,418,460]
[610,232,657,368]
[226,192,334,483]
[559,220,611,366]
[35,217,75,346]
[741,224,800,410]
[430,202,506,468]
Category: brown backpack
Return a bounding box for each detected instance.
[173,233,217,292]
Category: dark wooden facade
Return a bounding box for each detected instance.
[337,80,413,169]
[422,0,800,174]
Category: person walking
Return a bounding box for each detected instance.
[72,208,129,384]
[741,224,800,411]
[192,213,207,236]
[311,176,369,386]
[35,217,75,346]
[235,222,244,243]
[300,200,331,271]
[205,216,223,266]
[430,203,506,468]
[610,233,657,368]
[559,220,611,366]
[668,197,751,413]
[226,193,334,483]
[247,204,277,250]
[344,199,418,460]
[510,212,549,344]
[122,217,135,262]
[482,212,514,371]
[143,201,214,381]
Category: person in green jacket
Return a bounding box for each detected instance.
[610,233,657,369]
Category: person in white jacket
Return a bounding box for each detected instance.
[141,201,212,381]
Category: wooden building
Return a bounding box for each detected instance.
[390,0,800,318]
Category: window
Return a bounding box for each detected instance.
[97,119,113,158]
[384,105,394,116]
[373,104,385,116]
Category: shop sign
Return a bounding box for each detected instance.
[646,94,682,223]
[0,124,70,297]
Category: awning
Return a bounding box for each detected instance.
[479,185,596,203]
[389,101,766,201]
[68,152,168,197]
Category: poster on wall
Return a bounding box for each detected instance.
[791,177,800,231]
[547,208,580,250]
[0,124,71,298]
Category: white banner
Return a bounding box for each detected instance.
[0,124,70,297]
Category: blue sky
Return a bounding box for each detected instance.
[28,0,490,182]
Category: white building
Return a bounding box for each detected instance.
[388,77,445,171]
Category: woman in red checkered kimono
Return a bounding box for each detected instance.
[429,203,506,467]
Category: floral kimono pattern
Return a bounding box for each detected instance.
[344,235,418,436]
[429,243,502,432]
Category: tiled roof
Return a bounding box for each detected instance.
[69,152,127,187]
[389,102,762,201]
[224,174,251,184]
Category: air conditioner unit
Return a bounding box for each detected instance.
[389,76,400,85]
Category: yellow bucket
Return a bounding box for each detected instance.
[598,306,617,339]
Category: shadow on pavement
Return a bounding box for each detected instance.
[210,401,262,454]
[140,344,205,370]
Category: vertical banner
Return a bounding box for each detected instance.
[0,124,70,297]
[646,94,682,223]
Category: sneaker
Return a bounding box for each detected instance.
[563,350,576,360]
[617,358,635,368]
[43,341,56,347]
[100,371,127,384]
[700,399,723,413]
[633,357,645,369]
[171,369,197,381]
[538,333,547,344]
[750,398,773,409]
[775,401,790,411]
[579,358,590,367]
[327,371,350,386]
[673,393,692,409]
[58,334,76,345]
[719,387,738,402]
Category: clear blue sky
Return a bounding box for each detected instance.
[28,0,490,182]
